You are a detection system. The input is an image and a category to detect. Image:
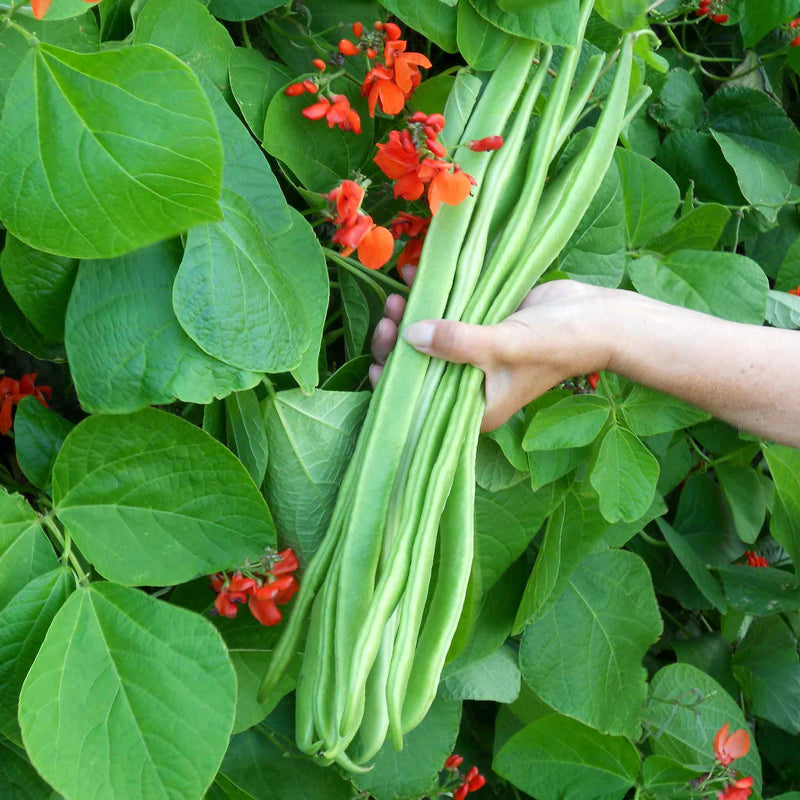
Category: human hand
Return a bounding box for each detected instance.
[370,279,615,432]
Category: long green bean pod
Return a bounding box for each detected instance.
[331,38,539,729]
[399,413,480,734]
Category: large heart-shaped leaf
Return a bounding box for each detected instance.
[0,44,223,258]
[19,583,236,800]
[519,549,661,739]
[52,408,275,585]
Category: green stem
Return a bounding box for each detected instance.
[638,529,669,548]
[3,17,37,44]
[686,435,709,464]
[323,328,344,345]
[325,248,409,298]
[41,514,90,586]
[240,20,253,48]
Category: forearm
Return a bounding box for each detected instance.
[601,290,800,448]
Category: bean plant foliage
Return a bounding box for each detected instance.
[0,0,799,798]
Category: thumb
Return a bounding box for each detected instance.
[402,319,495,366]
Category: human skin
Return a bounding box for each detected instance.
[369,279,800,449]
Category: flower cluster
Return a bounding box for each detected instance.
[286,60,362,134]
[210,548,299,627]
[0,374,52,436]
[696,0,729,23]
[325,179,394,269]
[744,550,768,567]
[375,113,476,215]
[443,755,485,800]
[390,212,430,278]
[337,21,432,117]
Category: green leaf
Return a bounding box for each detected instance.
[766,289,800,329]
[614,148,681,247]
[262,389,369,563]
[133,0,235,96]
[19,583,236,800]
[641,663,762,784]
[175,188,308,374]
[737,0,797,45]
[715,463,768,544]
[378,0,457,51]
[628,250,768,325]
[442,644,520,703]
[711,130,791,222]
[648,68,703,131]
[13,396,73,491]
[470,0,580,46]
[520,549,661,739]
[65,240,260,414]
[0,45,223,259]
[656,131,745,208]
[18,0,97,20]
[673,474,745,565]
[523,394,610,451]
[0,236,77,340]
[514,491,612,632]
[229,48,292,138]
[475,436,527,492]
[673,633,737,699]
[485,411,527,472]
[214,614,301,734]
[771,493,800,575]
[99,0,137,40]
[621,384,710,436]
[0,568,74,743]
[763,443,800,568]
[716,565,800,615]
[263,77,375,193]
[52,408,275,586]
[646,204,731,254]
[0,739,60,799]
[225,389,269,487]
[657,518,727,613]
[339,267,370,360]
[351,693,462,800]
[494,713,639,800]
[556,160,625,287]
[205,0,286,20]
[0,490,57,613]
[642,756,699,797]
[590,425,659,523]
[0,283,65,362]
[732,616,800,734]
[457,0,514,70]
[219,727,353,799]
[594,0,647,29]
[528,445,588,490]
[474,480,555,594]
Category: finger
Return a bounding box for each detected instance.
[401,266,417,287]
[368,363,383,390]
[384,294,406,327]
[370,317,398,365]
[402,319,496,367]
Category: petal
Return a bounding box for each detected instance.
[377,80,406,115]
[0,398,13,436]
[248,596,283,626]
[714,723,730,759]
[393,172,425,201]
[30,0,52,19]
[358,226,395,270]
[725,728,750,760]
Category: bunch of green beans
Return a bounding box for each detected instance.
[259,3,634,768]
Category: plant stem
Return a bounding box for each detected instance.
[240,20,253,48]
[41,514,90,586]
[638,529,669,548]
[325,247,410,297]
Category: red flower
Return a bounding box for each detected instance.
[0,373,52,436]
[338,38,360,56]
[744,550,768,568]
[362,65,407,116]
[31,0,52,18]
[333,214,375,252]
[302,95,361,133]
[391,213,430,277]
[711,12,729,23]
[792,34,800,47]
[248,595,283,626]
[358,225,395,270]
[427,167,472,215]
[273,548,300,576]
[444,754,464,770]
[468,136,504,152]
[327,180,364,227]
[714,723,751,766]
[718,776,754,800]
[214,590,239,619]
[587,372,600,390]
[454,786,469,800]
[789,285,800,295]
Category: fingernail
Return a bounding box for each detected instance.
[403,321,434,350]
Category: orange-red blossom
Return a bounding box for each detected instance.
[0,374,52,435]
[326,180,394,270]
[717,776,754,800]
[32,0,98,19]
[713,723,751,767]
